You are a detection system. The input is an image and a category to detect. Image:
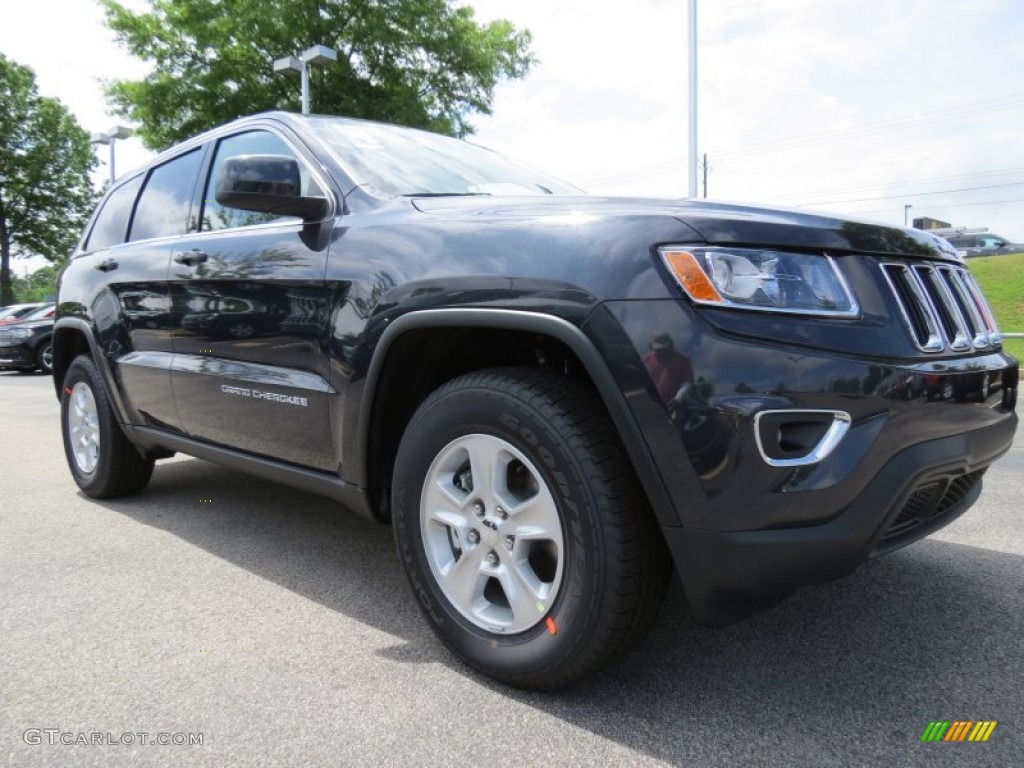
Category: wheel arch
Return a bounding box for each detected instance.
[355,308,681,528]
[51,319,131,425]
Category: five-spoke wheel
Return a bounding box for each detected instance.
[421,434,563,634]
[67,381,101,474]
[393,367,669,689]
[60,355,154,498]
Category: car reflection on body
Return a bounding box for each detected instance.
[180,296,283,339]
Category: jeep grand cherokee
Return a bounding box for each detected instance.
[53,113,1018,688]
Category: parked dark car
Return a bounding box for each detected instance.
[52,113,1018,689]
[0,304,56,373]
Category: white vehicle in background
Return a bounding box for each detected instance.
[929,227,1024,258]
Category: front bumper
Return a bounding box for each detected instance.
[663,418,1013,625]
[585,300,1018,625]
[0,345,34,369]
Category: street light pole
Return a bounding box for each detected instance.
[301,62,311,116]
[273,45,337,114]
[687,0,698,198]
[904,204,912,226]
[90,126,132,184]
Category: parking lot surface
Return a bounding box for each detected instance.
[1,370,1021,767]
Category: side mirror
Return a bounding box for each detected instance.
[215,154,328,221]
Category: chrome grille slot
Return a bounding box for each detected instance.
[938,266,990,349]
[881,261,1002,353]
[913,265,971,351]
[963,271,1002,346]
[880,264,943,352]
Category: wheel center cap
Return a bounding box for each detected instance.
[480,518,500,547]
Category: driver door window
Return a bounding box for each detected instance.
[201,131,322,231]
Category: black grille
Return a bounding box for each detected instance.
[881,470,985,544]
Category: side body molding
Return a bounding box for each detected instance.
[356,308,683,528]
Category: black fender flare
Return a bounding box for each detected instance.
[356,308,682,528]
[51,318,132,426]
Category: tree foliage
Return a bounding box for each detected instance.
[0,53,97,306]
[12,263,62,304]
[101,0,535,150]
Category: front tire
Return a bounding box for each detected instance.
[61,355,154,498]
[393,368,669,689]
[35,340,53,374]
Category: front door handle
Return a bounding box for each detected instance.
[174,249,209,266]
[95,258,118,272]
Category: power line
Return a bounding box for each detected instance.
[846,197,1024,215]
[778,166,1024,203]
[583,90,1024,187]
[794,180,1024,207]
[711,92,1024,160]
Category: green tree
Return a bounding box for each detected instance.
[0,53,97,306]
[101,0,534,150]
[13,263,63,303]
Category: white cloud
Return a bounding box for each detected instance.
[469,0,1024,237]
[2,0,1023,245]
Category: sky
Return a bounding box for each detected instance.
[2,0,1023,274]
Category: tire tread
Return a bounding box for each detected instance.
[399,366,670,689]
[61,355,154,499]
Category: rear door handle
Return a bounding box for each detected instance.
[95,258,118,272]
[174,249,209,266]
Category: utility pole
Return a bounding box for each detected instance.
[700,153,711,198]
[687,0,698,198]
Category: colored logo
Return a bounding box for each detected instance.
[921,721,997,742]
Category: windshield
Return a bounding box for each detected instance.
[305,116,582,198]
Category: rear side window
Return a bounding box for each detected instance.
[85,175,144,251]
[129,148,204,242]
[200,130,322,231]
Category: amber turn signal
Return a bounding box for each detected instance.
[660,249,722,303]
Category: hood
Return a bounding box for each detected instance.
[410,195,959,261]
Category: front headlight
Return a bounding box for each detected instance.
[6,327,34,339]
[659,247,859,317]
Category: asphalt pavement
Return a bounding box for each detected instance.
[1,370,1021,767]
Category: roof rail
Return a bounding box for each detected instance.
[926,226,989,236]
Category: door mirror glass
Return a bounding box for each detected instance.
[215,154,327,221]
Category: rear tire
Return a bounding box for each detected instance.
[392,367,670,689]
[61,355,154,498]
